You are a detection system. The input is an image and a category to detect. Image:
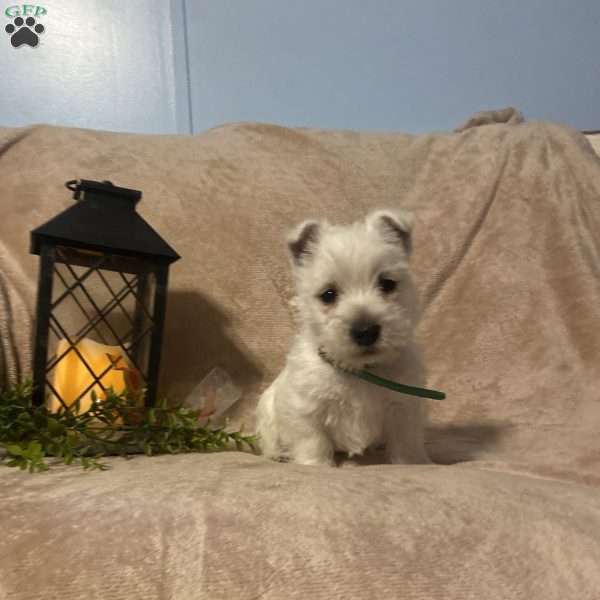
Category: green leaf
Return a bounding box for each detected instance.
[27,440,43,454]
[46,417,64,436]
[147,409,156,425]
[6,444,24,456]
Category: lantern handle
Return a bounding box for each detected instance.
[65,179,116,201]
[65,179,82,200]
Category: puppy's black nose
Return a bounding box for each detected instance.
[350,321,381,346]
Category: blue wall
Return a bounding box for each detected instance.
[184,0,600,133]
[1,0,599,134]
[0,0,188,134]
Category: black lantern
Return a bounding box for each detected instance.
[30,180,179,410]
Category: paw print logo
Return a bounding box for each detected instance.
[5,16,45,47]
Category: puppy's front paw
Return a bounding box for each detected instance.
[295,456,336,467]
[293,435,335,467]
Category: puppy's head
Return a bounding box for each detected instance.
[288,209,419,367]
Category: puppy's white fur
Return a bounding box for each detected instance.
[256,209,431,466]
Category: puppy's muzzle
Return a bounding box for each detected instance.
[350,321,381,347]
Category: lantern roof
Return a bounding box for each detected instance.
[30,180,180,264]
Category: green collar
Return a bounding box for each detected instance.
[318,349,446,401]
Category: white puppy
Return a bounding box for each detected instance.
[256,209,431,466]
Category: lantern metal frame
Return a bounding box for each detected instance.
[30,180,180,408]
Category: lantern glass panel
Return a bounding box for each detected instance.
[43,246,157,412]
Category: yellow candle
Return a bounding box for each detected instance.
[49,338,138,413]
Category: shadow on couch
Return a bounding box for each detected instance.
[159,290,263,406]
[427,421,510,464]
[334,421,509,466]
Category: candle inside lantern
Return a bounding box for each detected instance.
[49,338,139,413]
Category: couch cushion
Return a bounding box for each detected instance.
[1,453,599,600]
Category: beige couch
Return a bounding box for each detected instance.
[1,109,600,599]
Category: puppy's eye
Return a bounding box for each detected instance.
[319,287,338,304]
[378,277,397,294]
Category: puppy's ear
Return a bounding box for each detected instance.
[288,220,321,266]
[366,209,414,254]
